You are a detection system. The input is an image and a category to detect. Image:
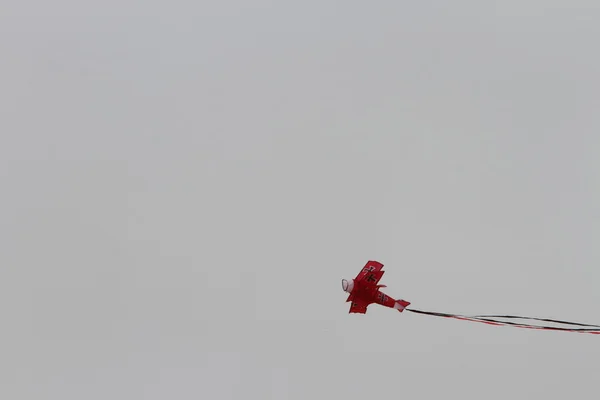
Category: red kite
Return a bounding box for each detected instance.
[343,260,600,334]
[342,260,410,314]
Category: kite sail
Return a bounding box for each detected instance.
[343,261,600,334]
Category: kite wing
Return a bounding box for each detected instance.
[349,298,369,314]
[355,260,385,285]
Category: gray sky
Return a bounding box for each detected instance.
[2,1,600,399]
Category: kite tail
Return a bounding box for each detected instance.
[405,308,600,334]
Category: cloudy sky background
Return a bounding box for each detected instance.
[2,1,600,399]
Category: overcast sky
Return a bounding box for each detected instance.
[2,1,600,399]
